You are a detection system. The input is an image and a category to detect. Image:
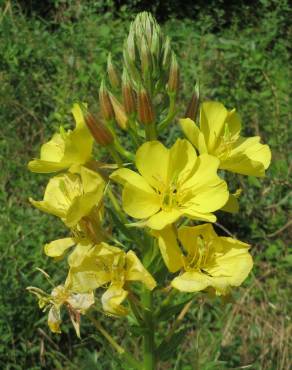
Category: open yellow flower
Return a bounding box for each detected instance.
[154,224,253,295]
[180,101,271,177]
[110,139,228,230]
[30,166,105,228]
[27,284,94,337]
[28,104,93,173]
[66,242,156,315]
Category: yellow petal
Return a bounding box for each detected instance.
[207,237,253,287]
[146,209,182,230]
[152,226,183,272]
[226,108,241,139]
[220,136,271,176]
[125,250,156,289]
[182,154,229,213]
[179,118,208,154]
[44,238,75,258]
[172,271,212,292]
[101,285,128,316]
[28,159,68,173]
[200,101,228,152]
[122,182,160,219]
[167,139,198,184]
[135,141,169,189]
[67,292,95,313]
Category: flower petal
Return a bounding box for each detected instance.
[122,182,160,219]
[152,226,183,272]
[135,141,169,189]
[179,118,208,154]
[146,209,182,230]
[126,251,156,289]
[172,271,212,292]
[101,285,128,316]
[200,101,228,152]
[220,136,271,176]
[44,238,75,258]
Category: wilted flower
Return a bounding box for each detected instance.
[28,284,94,336]
[66,242,156,315]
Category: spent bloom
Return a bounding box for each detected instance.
[66,242,156,315]
[180,101,271,177]
[28,104,93,173]
[27,284,94,336]
[154,224,253,295]
[111,139,229,230]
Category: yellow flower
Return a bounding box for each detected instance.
[28,104,93,173]
[110,139,228,230]
[154,224,253,295]
[180,101,271,177]
[27,285,94,337]
[66,242,156,315]
[30,166,105,228]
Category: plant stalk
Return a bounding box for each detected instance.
[142,289,155,370]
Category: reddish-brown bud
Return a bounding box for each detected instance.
[185,83,200,120]
[99,80,114,121]
[122,70,136,115]
[137,87,155,125]
[109,94,129,130]
[85,113,114,146]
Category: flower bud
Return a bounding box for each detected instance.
[107,53,120,90]
[85,113,114,146]
[168,52,179,94]
[122,69,136,115]
[140,36,151,75]
[137,87,155,125]
[185,83,200,120]
[162,36,171,69]
[99,80,114,121]
[109,94,129,130]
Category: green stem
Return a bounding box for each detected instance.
[158,93,177,132]
[142,289,155,370]
[88,315,141,370]
[145,122,157,141]
[107,145,123,167]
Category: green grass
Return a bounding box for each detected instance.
[0,1,291,369]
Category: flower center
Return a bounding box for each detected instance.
[183,236,212,272]
[215,123,237,160]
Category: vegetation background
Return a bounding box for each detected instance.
[0,0,291,369]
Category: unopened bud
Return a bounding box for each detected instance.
[107,53,120,89]
[85,113,114,146]
[162,36,171,69]
[137,87,155,125]
[168,53,179,94]
[99,80,114,121]
[140,36,151,75]
[126,31,136,62]
[185,83,200,120]
[109,94,129,130]
[122,70,136,115]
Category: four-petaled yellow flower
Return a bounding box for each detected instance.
[180,101,271,177]
[28,104,93,173]
[30,166,105,228]
[110,139,229,230]
[66,242,156,315]
[154,224,253,295]
[27,285,94,337]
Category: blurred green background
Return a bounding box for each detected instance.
[0,0,291,369]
